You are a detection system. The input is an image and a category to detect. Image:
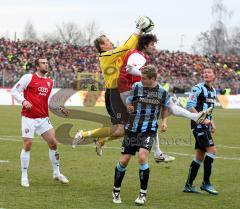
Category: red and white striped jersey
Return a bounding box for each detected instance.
[11,73,53,118]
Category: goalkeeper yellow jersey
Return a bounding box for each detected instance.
[99,34,139,89]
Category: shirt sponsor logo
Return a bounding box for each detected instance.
[206,98,216,103]
[38,87,48,96]
[139,97,159,105]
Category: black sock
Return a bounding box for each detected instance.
[185,159,201,186]
[139,163,150,191]
[114,162,126,188]
[203,153,215,185]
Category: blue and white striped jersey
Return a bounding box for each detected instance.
[187,82,216,129]
[125,82,170,134]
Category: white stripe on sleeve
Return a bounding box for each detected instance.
[11,74,32,104]
[126,52,146,76]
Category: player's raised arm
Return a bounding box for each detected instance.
[100,34,139,59]
[100,16,155,58]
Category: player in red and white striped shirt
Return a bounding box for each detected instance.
[11,58,69,187]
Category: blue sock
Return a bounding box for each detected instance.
[139,163,150,191]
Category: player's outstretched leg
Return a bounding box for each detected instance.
[72,127,111,148]
[72,126,122,149]
[170,103,213,124]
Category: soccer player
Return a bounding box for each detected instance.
[11,58,69,187]
[112,65,169,205]
[72,17,151,154]
[118,34,213,162]
[183,67,218,195]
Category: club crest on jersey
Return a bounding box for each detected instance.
[25,128,29,134]
[47,82,51,88]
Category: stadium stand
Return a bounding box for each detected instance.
[0,38,239,93]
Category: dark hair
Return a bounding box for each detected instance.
[35,58,41,67]
[141,65,157,80]
[94,35,106,53]
[137,34,158,51]
[35,58,47,67]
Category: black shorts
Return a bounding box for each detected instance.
[105,88,129,125]
[193,126,214,151]
[121,131,156,155]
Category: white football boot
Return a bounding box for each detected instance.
[53,173,69,184]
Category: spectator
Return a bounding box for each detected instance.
[0,38,239,94]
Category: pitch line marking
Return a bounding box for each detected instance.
[0,136,240,149]
[0,160,9,163]
[0,137,239,161]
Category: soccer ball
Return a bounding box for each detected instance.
[137,16,155,33]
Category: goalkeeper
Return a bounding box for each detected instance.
[72,17,155,153]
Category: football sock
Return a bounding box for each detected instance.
[140,189,147,196]
[49,149,60,176]
[98,138,105,146]
[139,163,150,191]
[186,158,202,186]
[20,149,30,179]
[113,186,121,194]
[82,127,111,139]
[152,135,162,157]
[203,153,215,184]
[97,136,120,146]
[114,162,126,188]
[171,104,200,122]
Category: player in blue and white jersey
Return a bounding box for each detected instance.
[183,68,219,195]
[112,65,170,205]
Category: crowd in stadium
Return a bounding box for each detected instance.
[0,38,239,94]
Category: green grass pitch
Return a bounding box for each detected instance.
[0,106,239,209]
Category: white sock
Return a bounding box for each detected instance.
[49,149,60,176]
[171,104,199,121]
[140,189,147,194]
[20,149,30,179]
[153,135,162,157]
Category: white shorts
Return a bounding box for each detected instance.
[21,116,53,138]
